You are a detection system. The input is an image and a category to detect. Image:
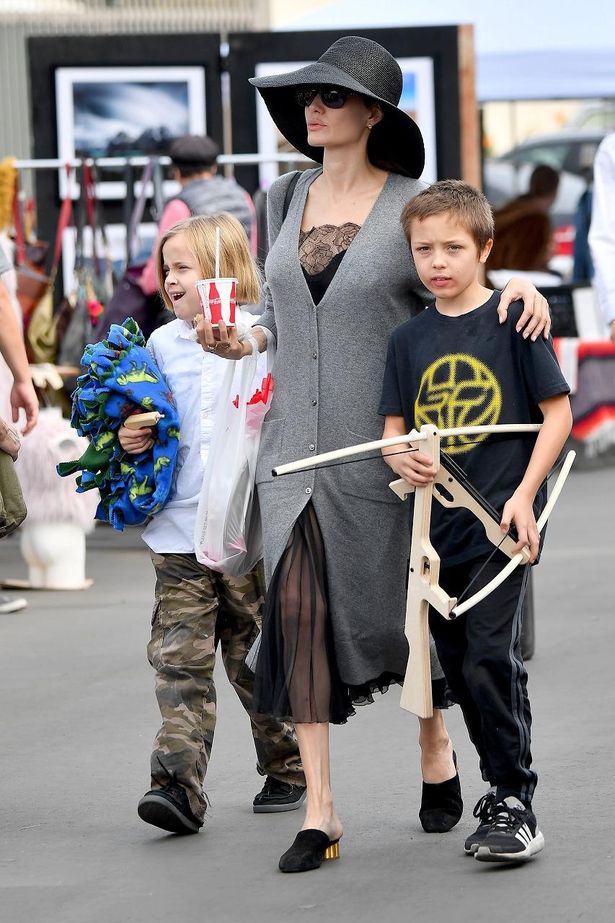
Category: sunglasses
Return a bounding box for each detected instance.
[294,86,357,109]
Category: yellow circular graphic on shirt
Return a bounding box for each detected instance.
[414,353,501,454]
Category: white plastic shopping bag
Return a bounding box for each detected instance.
[194,334,274,575]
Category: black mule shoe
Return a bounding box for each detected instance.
[419,751,463,833]
[279,829,341,873]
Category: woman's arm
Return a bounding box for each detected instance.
[496,279,552,341]
[0,279,39,434]
[195,173,297,358]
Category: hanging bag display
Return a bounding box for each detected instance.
[12,173,50,327]
[57,162,114,391]
[26,165,76,365]
[97,159,166,341]
[194,334,274,576]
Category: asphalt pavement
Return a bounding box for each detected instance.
[0,465,613,923]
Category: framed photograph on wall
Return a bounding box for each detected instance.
[55,66,207,199]
[253,56,436,190]
[29,33,223,267]
[397,57,437,184]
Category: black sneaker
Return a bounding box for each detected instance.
[475,796,544,863]
[138,782,203,834]
[253,777,307,814]
[464,790,497,855]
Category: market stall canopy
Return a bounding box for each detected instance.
[276,1,615,101]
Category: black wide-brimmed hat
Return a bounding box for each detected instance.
[249,36,425,178]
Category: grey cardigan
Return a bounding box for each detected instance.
[256,168,440,686]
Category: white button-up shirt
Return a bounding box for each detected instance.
[141,318,223,553]
[589,132,615,327]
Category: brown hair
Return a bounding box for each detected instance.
[155,213,261,310]
[488,209,554,272]
[401,179,494,250]
[528,163,559,198]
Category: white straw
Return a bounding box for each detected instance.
[215,226,221,278]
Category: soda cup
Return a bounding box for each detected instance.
[196,278,237,327]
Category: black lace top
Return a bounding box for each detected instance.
[299,223,360,304]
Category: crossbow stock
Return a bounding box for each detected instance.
[273,424,575,719]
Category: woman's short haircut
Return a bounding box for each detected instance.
[401,179,494,251]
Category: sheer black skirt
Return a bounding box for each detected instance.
[253,503,448,725]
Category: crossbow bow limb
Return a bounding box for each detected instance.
[272,424,575,719]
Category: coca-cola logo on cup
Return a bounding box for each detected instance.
[197,277,237,326]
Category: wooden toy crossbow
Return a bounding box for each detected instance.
[273,424,575,719]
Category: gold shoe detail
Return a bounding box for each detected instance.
[279,830,342,872]
[323,841,340,860]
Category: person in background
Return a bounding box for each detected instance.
[0,252,38,435]
[0,248,39,614]
[571,163,594,283]
[138,135,256,298]
[487,164,560,276]
[588,132,615,342]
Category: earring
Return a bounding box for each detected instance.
[367,122,372,131]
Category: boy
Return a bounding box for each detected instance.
[379,180,572,863]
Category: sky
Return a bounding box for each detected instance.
[274,1,615,100]
[277,1,615,55]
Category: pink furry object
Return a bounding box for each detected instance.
[14,409,99,531]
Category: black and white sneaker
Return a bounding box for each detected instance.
[475,796,544,863]
[253,777,307,813]
[464,790,497,855]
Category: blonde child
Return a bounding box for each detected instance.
[119,214,304,835]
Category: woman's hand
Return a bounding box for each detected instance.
[500,489,540,562]
[193,315,249,361]
[496,279,551,341]
[118,421,154,454]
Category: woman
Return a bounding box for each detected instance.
[488,165,561,278]
[196,35,550,872]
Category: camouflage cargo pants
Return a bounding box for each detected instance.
[147,552,304,822]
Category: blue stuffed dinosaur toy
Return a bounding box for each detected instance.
[57,317,180,530]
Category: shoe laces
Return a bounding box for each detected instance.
[155,756,210,810]
[155,755,180,793]
[490,802,527,833]
[472,791,497,824]
[261,776,291,796]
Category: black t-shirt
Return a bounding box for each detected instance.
[378,292,570,565]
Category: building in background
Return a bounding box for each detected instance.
[0,0,271,158]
